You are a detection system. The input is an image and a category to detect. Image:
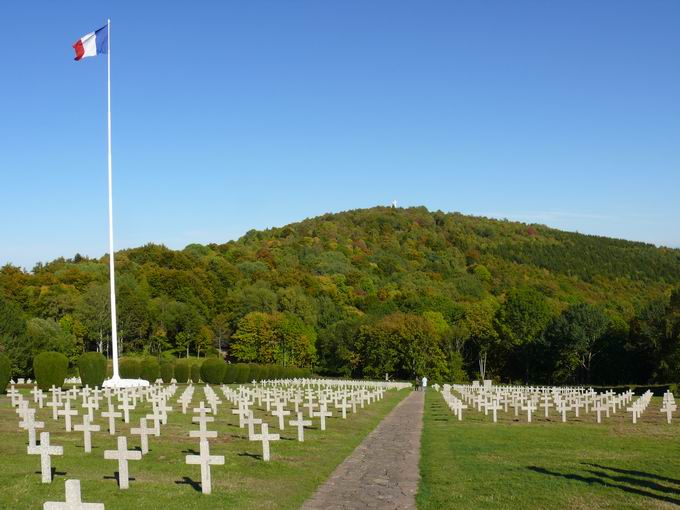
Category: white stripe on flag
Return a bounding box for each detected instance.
[81,32,97,58]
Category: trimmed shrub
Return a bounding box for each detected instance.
[33,351,69,391]
[190,362,201,383]
[234,363,251,384]
[200,358,226,384]
[223,363,238,384]
[160,360,174,383]
[119,358,141,379]
[174,360,190,383]
[78,352,107,388]
[0,353,11,394]
[140,357,160,383]
[250,364,265,382]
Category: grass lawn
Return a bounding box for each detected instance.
[417,389,680,510]
[0,385,408,509]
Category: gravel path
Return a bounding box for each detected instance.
[301,390,425,510]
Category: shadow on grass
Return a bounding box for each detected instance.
[238,452,263,460]
[527,466,680,506]
[103,471,136,487]
[582,463,680,487]
[34,468,67,479]
[175,476,202,492]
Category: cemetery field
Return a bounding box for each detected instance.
[417,389,680,510]
[0,385,409,510]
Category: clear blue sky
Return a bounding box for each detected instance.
[1,1,679,270]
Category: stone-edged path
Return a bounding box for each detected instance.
[301,390,425,510]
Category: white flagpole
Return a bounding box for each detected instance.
[106,18,120,381]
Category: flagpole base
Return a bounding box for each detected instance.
[102,375,150,389]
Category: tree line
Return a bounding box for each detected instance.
[0,206,678,384]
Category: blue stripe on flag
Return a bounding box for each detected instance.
[95,26,108,54]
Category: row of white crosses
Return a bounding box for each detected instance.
[8,377,407,501]
[179,378,400,495]
[626,390,653,424]
[444,383,651,424]
[441,384,468,420]
[660,391,676,424]
[11,381,178,489]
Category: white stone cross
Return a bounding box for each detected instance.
[450,400,467,421]
[250,423,279,461]
[103,436,142,489]
[261,393,274,412]
[47,397,63,421]
[58,400,78,432]
[74,415,100,453]
[185,439,224,495]
[594,399,606,424]
[246,411,263,440]
[487,400,501,423]
[20,409,45,448]
[178,395,191,414]
[130,418,155,455]
[36,390,46,409]
[101,404,122,435]
[155,401,173,425]
[7,385,21,406]
[30,386,42,404]
[82,398,97,422]
[43,479,105,510]
[189,414,218,442]
[289,411,312,442]
[313,403,332,431]
[232,403,249,428]
[28,431,63,483]
[336,398,351,419]
[144,410,162,436]
[660,401,676,424]
[118,398,134,424]
[556,400,570,423]
[304,397,318,418]
[193,401,212,419]
[540,395,552,418]
[521,400,537,423]
[271,401,291,430]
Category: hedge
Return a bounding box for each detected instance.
[33,351,69,391]
[190,362,201,383]
[250,364,265,382]
[174,359,190,383]
[140,357,160,383]
[0,353,11,394]
[220,363,313,384]
[234,363,251,384]
[160,360,174,383]
[200,358,226,384]
[223,363,238,384]
[119,358,141,379]
[78,352,107,388]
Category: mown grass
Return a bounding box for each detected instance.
[417,389,680,510]
[0,385,408,509]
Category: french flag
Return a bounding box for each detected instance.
[72,25,108,61]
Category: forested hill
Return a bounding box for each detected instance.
[1,206,679,385]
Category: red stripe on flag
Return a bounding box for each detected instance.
[73,40,85,61]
